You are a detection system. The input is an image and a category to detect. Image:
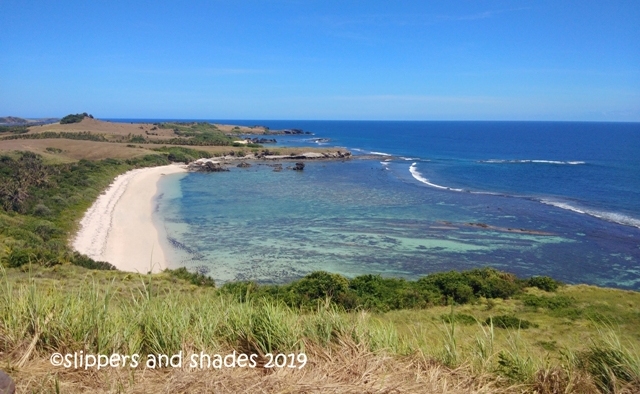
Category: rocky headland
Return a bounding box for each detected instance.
[187,150,352,172]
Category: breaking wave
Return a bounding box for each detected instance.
[480,159,585,165]
[540,199,640,229]
[409,163,464,192]
[408,163,639,229]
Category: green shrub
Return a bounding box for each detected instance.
[527,276,561,292]
[487,315,537,329]
[440,313,477,326]
[153,147,210,163]
[290,271,350,307]
[32,221,61,241]
[349,274,419,311]
[1,248,35,267]
[33,203,52,217]
[60,113,92,124]
[70,252,115,270]
[129,135,146,143]
[219,281,259,302]
[417,268,522,304]
[0,125,29,134]
[520,294,574,310]
[165,267,216,287]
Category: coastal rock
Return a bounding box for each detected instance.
[292,162,305,171]
[0,370,15,394]
[188,158,229,172]
[259,150,352,161]
[272,164,283,172]
[300,152,325,159]
[321,150,351,159]
[264,128,313,135]
[203,162,229,172]
[247,137,277,144]
[237,162,252,168]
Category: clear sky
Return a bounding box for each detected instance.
[1,0,638,121]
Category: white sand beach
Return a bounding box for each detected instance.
[72,164,187,273]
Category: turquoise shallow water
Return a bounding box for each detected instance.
[125,119,640,289]
[156,158,640,288]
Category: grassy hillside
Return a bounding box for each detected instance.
[1,264,639,393]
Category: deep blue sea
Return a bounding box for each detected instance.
[110,120,640,289]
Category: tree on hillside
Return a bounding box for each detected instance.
[60,113,93,124]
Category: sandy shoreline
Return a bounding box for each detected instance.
[72,164,187,273]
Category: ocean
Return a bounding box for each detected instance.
[111,120,640,289]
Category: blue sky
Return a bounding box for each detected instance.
[1,1,638,120]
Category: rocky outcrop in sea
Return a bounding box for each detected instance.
[187,150,352,172]
[188,159,229,172]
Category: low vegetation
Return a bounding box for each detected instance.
[1,131,108,142]
[60,112,93,124]
[1,264,639,393]
[151,146,213,163]
[0,151,169,270]
[0,125,29,134]
[219,269,562,312]
[2,119,245,149]
[156,122,237,146]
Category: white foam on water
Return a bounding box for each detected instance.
[408,163,638,229]
[480,159,586,165]
[541,199,640,229]
[409,163,464,192]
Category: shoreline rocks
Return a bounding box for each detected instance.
[188,159,229,172]
[261,150,351,160]
[246,137,277,144]
[186,150,352,172]
[264,128,312,135]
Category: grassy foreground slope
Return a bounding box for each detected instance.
[1,264,639,393]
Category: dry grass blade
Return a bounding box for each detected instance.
[16,312,52,368]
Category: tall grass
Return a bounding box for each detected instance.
[473,319,495,372]
[0,269,401,361]
[495,328,537,383]
[2,267,640,393]
[574,326,640,393]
